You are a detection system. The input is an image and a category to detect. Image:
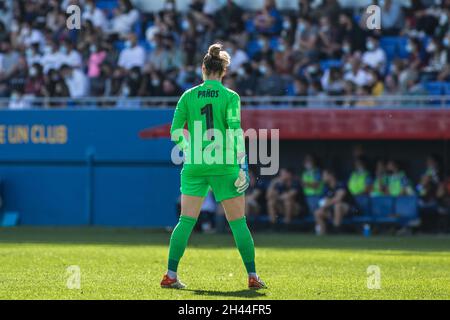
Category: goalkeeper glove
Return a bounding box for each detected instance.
[234,155,250,194]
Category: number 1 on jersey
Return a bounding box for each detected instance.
[201,103,215,140]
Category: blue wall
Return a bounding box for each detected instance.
[0,110,180,227]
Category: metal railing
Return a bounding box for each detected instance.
[0,95,449,110]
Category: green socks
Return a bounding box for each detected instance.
[167,215,256,276]
[168,215,197,273]
[229,216,256,274]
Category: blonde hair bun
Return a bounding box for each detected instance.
[208,44,222,58]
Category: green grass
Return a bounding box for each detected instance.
[1,227,450,300]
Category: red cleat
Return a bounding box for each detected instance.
[160,274,186,289]
[248,275,267,290]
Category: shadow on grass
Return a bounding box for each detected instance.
[185,288,266,299]
[1,227,450,252]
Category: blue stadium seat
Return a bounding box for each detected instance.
[114,41,125,51]
[269,37,280,50]
[380,36,409,60]
[351,196,373,224]
[371,196,397,223]
[286,82,295,96]
[320,59,342,71]
[246,40,261,58]
[245,20,256,34]
[394,196,419,226]
[96,0,118,10]
[355,196,371,215]
[396,37,409,59]
[445,83,450,95]
[425,82,447,96]
[380,37,398,61]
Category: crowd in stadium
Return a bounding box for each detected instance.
[0,0,449,107]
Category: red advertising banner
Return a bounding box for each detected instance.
[139,109,450,140]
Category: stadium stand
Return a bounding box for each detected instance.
[0,0,449,105]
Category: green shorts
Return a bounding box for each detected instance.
[181,172,242,202]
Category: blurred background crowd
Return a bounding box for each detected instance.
[190,152,450,235]
[0,0,450,108]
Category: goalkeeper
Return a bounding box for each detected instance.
[160,43,266,290]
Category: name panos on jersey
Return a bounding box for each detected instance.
[170,80,245,176]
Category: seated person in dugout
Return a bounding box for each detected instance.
[266,168,307,225]
[314,169,359,235]
[246,169,266,218]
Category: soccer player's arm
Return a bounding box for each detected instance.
[170,93,188,151]
[227,93,249,193]
[226,93,245,162]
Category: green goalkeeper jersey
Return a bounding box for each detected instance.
[170,79,244,177]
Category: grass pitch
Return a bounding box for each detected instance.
[0,227,449,300]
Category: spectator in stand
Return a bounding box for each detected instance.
[253,0,282,36]
[337,11,366,53]
[25,42,42,67]
[226,39,248,73]
[8,55,27,95]
[41,41,65,74]
[61,40,82,69]
[321,67,345,96]
[60,64,88,98]
[348,157,372,196]
[423,38,449,80]
[252,35,274,65]
[273,37,295,75]
[368,68,385,96]
[293,16,319,67]
[45,68,70,100]
[314,168,358,235]
[83,0,109,32]
[362,36,387,74]
[256,59,286,96]
[121,66,142,98]
[214,0,244,37]
[301,154,323,197]
[383,74,400,98]
[111,0,140,39]
[267,168,306,225]
[8,88,29,109]
[147,34,183,73]
[371,160,389,197]
[87,42,107,79]
[386,160,414,196]
[292,76,308,106]
[344,55,372,88]
[412,0,444,36]
[317,15,340,59]
[24,63,45,97]
[160,78,182,97]
[91,62,114,97]
[235,62,258,97]
[314,0,342,23]
[381,0,405,35]
[15,21,45,49]
[45,0,67,34]
[118,33,146,71]
[0,41,20,94]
